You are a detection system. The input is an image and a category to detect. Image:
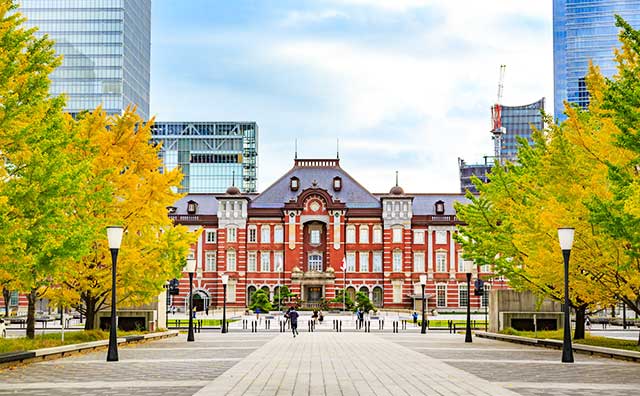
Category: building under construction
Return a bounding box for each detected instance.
[152,122,258,193]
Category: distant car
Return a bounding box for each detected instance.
[0,319,6,338]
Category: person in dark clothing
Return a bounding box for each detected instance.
[288,307,300,337]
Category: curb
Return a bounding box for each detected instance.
[0,330,178,369]
[475,331,640,363]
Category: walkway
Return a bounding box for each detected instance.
[0,330,639,395]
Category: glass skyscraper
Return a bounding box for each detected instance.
[553,0,640,120]
[17,0,151,119]
[152,122,259,194]
[500,98,545,161]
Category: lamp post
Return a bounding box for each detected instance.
[221,274,229,333]
[558,227,575,363]
[420,274,427,334]
[186,258,196,342]
[465,272,472,343]
[341,258,347,313]
[106,226,123,362]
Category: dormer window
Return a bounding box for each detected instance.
[333,176,342,191]
[166,206,177,214]
[435,200,445,215]
[290,177,300,191]
[187,200,198,215]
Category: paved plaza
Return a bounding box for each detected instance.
[0,326,639,395]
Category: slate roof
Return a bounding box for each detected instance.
[250,160,380,209]
[173,194,220,215]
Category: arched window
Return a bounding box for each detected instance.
[372,286,383,307]
[359,225,369,244]
[346,286,356,301]
[247,286,257,305]
[393,249,402,272]
[226,249,236,271]
[372,226,382,243]
[346,225,356,243]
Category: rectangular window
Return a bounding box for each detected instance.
[482,284,491,307]
[261,226,270,243]
[480,264,491,273]
[274,251,283,272]
[206,230,216,243]
[359,252,369,272]
[10,291,18,306]
[248,227,257,243]
[436,284,446,307]
[226,250,236,271]
[413,252,425,272]
[346,227,356,243]
[373,252,382,272]
[435,230,447,244]
[393,282,402,303]
[392,228,403,243]
[393,251,402,272]
[310,229,320,244]
[373,227,382,243]
[346,252,356,272]
[261,252,271,272]
[436,252,447,272]
[413,230,424,244]
[274,226,284,243]
[227,227,236,243]
[459,284,469,307]
[359,226,369,244]
[205,251,216,271]
[227,280,236,303]
[247,251,257,272]
[457,252,466,273]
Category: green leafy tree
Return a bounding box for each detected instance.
[274,285,294,308]
[330,289,354,310]
[248,289,272,312]
[355,291,375,313]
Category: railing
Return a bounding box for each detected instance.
[301,302,323,309]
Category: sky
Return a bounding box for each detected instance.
[150,0,553,194]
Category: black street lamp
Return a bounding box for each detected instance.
[420,274,427,334]
[186,258,196,342]
[558,227,575,363]
[465,272,472,343]
[221,274,229,333]
[106,226,123,362]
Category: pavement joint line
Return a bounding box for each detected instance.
[410,347,558,352]
[128,347,258,350]
[497,382,640,390]
[38,358,243,364]
[441,358,631,365]
[0,380,211,390]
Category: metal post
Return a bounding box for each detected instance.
[561,249,574,363]
[343,270,346,313]
[421,283,426,334]
[222,284,228,333]
[465,273,472,343]
[623,301,627,330]
[187,272,195,342]
[107,248,119,361]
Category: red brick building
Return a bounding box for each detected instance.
[169,158,507,312]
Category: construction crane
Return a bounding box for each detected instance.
[491,64,506,163]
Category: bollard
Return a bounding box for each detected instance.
[339,320,342,332]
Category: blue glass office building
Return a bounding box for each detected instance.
[553,0,640,120]
[18,0,151,119]
[500,98,545,161]
[152,122,259,194]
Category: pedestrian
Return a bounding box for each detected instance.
[412,311,418,326]
[205,305,209,316]
[256,307,261,322]
[288,307,300,337]
[585,315,592,331]
[357,308,364,329]
[312,309,318,324]
[318,310,324,324]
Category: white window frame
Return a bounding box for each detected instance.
[205,251,216,271]
[260,251,271,272]
[226,227,237,243]
[392,250,402,272]
[458,251,466,273]
[413,230,424,244]
[482,284,491,307]
[459,283,468,307]
[373,226,382,243]
[359,252,369,272]
[359,226,369,244]
[392,227,403,243]
[308,253,323,272]
[247,251,257,272]
[261,225,270,244]
[435,230,447,244]
[413,252,425,273]
[373,251,382,272]
[436,252,447,272]
[346,226,356,244]
[436,284,447,308]
[392,281,402,303]
[274,251,283,272]
[480,264,491,273]
[346,252,356,272]
[274,225,284,243]
[248,226,257,243]
[227,280,236,303]
[205,229,216,243]
[226,249,236,271]
[310,229,321,245]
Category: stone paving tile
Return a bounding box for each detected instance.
[0,387,203,396]
[510,388,636,396]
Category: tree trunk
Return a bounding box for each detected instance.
[574,305,586,340]
[2,287,9,317]
[26,289,37,339]
[83,296,97,330]
[611,305,616,317]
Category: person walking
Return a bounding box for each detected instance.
[412,311,418,327]
[288,307,300,337]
